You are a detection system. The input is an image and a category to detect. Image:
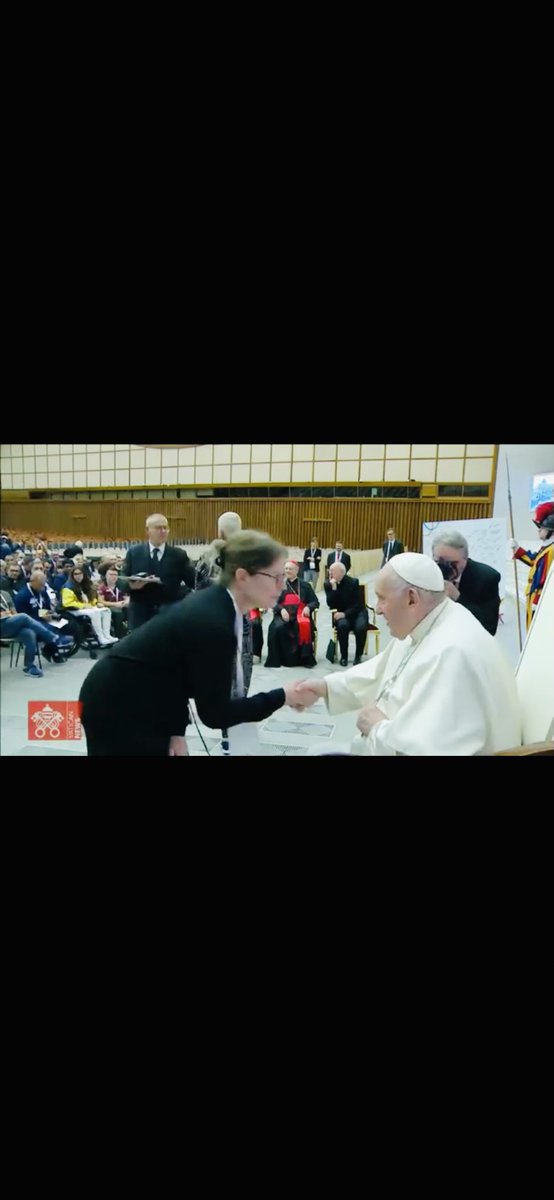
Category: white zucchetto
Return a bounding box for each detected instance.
[388,552,445,592]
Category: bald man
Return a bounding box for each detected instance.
[120,514,195,630]
[324,562,369,666]
[195,511,242,591]
[296,553,521,756]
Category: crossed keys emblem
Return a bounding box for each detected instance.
[30,704,64,739]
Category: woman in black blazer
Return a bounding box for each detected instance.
[79,531,304,756]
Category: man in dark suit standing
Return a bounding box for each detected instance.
[381,528,404,566]
[120,513,195,631]
[325,562,369,666]
[432,529,500,635]
[326,542,351,574]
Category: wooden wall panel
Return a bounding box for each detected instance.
[1,497,492,550]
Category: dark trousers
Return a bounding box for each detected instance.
[336,612,369,660]
[251,617,263,658]
[128,601,177,631]
[1,613,58,667]
[110,610,128,638]
[80,654,176,756]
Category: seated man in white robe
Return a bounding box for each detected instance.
[295,553,521,757]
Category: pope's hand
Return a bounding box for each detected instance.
[293,679,327,706]
[357,705,387,736]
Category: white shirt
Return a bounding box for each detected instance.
[325,600,521,756]
[148,542,166,562]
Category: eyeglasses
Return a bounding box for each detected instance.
[256,572,286,584]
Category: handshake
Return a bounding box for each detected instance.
[284,679,327,712]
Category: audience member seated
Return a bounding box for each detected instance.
[0,534,15,559]
[2,560,27,599]
[28,558,57,610]
[2,538,24,561]
[14,568,57,628]
[57,561,76,591]
[265,560,319,669]
[61,566,118,646]
[72,552,93,579]
[1,587,72,676]
[49,560,72,596]
[33,541,52,566]
[97,566,129,639]
[45,555,59,582]
[324,561,369,666]
[97,553,118,578]
[64,540,84,559]
[14,568,74,663]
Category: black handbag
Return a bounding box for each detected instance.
[326,637,337,664]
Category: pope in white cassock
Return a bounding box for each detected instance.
[297,553,521,756]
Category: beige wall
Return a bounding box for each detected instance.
[0,443,496,491]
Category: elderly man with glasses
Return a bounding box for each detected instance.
[265,559,319,669]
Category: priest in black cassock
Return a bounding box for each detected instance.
[265,559,319,668]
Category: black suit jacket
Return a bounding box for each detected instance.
[326,550,351,572]
[121,543,195,615]
[80,585,286,739]
[381,539,404,566]
[325,575,365,622]
[457,558,501,635]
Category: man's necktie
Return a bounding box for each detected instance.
[151,548,159,564]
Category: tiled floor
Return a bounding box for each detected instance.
[0,571,523,756]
